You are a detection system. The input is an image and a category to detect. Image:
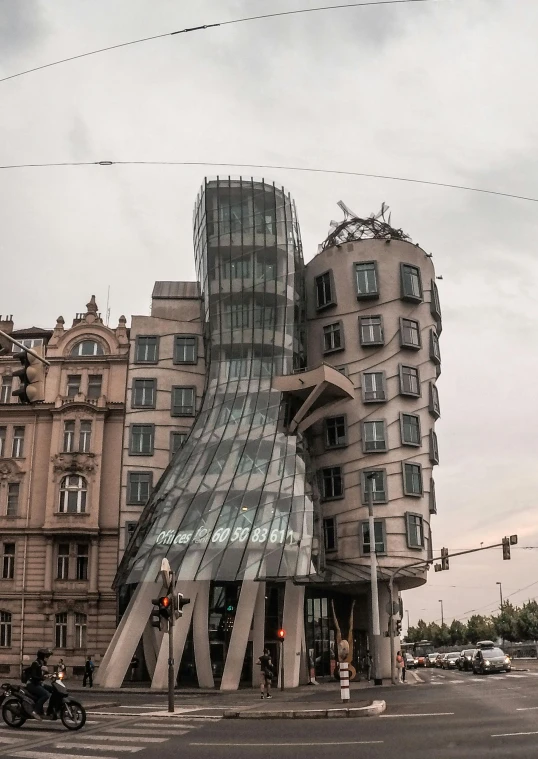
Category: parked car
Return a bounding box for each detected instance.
[472,647,511,674]
[404,653,415,669]
[436,653,447,668]
[458,649,477,671]
[442,652,460,670]
[427,653,439,667]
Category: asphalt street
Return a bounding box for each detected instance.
[1,667,538,757]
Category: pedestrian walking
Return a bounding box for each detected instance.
[56,658,66,677]
[257,647,274,699]
[366,650,372,681]
[130,655,139,681]
[83,655,94,688]
[396,650,405,683]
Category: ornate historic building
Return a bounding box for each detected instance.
[0,299,128,676]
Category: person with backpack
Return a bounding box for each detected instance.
[83,655,94,688]
[25,648,54,720]
[257,648,274,699]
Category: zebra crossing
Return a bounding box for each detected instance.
[0,713,216,759]
[429,671,538,686]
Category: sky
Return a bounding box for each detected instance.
[1,0,537,632]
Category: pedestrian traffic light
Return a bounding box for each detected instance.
[176,592,191,618]
[502,537,511,560]
[159,596,172,620]
[277,629,286,641]
[441,547,449,571]
[12,347,46,404]
[150,600,162,630]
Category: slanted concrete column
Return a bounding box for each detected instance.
[193,581,214,688]
[282,581,304,688]
[251,581,266,688]
[376,582,393,681]
[220,580,258,691]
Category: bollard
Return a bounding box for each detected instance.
[340,661,350,702]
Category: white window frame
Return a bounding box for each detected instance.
[362,371,386,403]
[59,475,87,513]
[12,427,25,458]
[359,315,384,346]
[0,612,12,648]
[362,420,387,453]
[55,612,68,648]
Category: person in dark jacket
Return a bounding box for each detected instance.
[83,655,94,688]
[26,648,53,720]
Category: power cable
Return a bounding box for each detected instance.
[0,0,452,84]
[0,159,536,204]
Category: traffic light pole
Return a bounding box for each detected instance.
[0,330,51,366]
[168,573,175,714]
[388,538,515,684]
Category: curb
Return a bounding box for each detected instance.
[223,700,386,719]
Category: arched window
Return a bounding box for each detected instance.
[59,475,87,513]
[70,340,104,357]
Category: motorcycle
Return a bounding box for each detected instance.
[0,673,86,731]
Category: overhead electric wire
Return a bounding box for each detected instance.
[0,159,536,204]
[0,0,451,84]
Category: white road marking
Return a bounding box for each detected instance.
[119,705,168,709]
[380,712,454,718]
[13,753,117,759]
[516,706,538,711]
[0,736,24,743]
[57,743,144,753]
[506,674,528,678]
[104,728,188,736]
[191,741,384,746]
[133,722,199,729]
[78,734,168,743]
[492,731,538,737]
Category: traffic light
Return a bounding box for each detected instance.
[12,347,46,404]
[441,547,449,571]
[395,619,402,636]
[277,629,286,641]
[150,600,162,630]
[176,593,191,618]
[151,596,172,629]
[502,537,511,560]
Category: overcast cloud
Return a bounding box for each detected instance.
[1,0,537,631]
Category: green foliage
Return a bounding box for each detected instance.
[449,619,467,646]
[465,615,496,644]
[517,601,538,641]
[493,602,520,642]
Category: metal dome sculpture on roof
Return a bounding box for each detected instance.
[319,200,412,252]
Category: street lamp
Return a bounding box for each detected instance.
[496,582,503,609]
[439,599,444,626]
[406,610,410,633]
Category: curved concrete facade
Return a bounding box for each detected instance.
[305,238,441,591]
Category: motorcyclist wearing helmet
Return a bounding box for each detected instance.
[26,648,54,720]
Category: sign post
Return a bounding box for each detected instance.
[160,559,175,713]
[338,640,350,703]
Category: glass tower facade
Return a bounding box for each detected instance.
[117,178,315,587]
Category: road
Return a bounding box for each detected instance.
[1,667,538,757]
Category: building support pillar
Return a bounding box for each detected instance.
[220,581,258,691]
[193,581,214,689]
[251,581,266,688]
[282,581,304,688]
[151,580,198,690]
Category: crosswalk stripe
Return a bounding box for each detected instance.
[506,674,527,678]
[131,723,196,729]
[57,743,144,753]
[13,752,118,759]
[104,728,188,736]
[0,736,24,744]
[79,734,168,743]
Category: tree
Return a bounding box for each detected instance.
[465,615,496,644]
[493,602,520,643]
[429,622,451,648]
[405,620,430,643]
[449,619,467,646]
[517,601,538,642]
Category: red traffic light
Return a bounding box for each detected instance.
[277,629,286,640]
[160,596,171,608]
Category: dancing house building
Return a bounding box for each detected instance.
[97,182,441,689]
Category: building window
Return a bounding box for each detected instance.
[63,421,75,452]
[59,475,87,513]
[7,484,19,517]
[132,378,156,408]
[323,517,337,552]
[315,271,335,309]
[174,336,197,364]
[362,421,386,453]
[355,261,379,299]
[125,521,138,549]
[0,427,5,457]
[320,467,344,500]
[11,427,24,458]
[361,469,388,504]
[170,432,187,457]
[430,329,441,364]
[429,429,439,464]
[130,424,154,455]
[135,336,159,363]
[67,375,81,398]
[361,520,386,554]
[57,544,70,580]
[429,382,441,418]
[12,338,43,354]
[429,478,437,515]
[401,263,423,302]
[359,316,384,346]
[430,279,442,321]
[0,612,12,648]
[362,371,386,403]
[403,462,423,496]
[2,544,15,580]
[171,387,196,416]
[324,416,347,449]
[400,318,421,349]
[76,544,89,581]
[55,613,68,648]
[74,613,87,649]
[406,513,425,548]
[127,472,153,505]
[71,340,104,357]
[79,421,92,453]
[323,322,344,354]
[399,365,420,397]
[400,413,421,446]
[87,374,102,399]
[0,377,12,404]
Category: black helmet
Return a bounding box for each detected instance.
[37,648,52,660]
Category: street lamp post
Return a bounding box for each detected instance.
[366,473,382,686]
[496,582,503,609]
[439,599,444,627]
[406,610,410,633]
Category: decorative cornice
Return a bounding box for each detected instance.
[51,452,98,476]
[0,459,25,482]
